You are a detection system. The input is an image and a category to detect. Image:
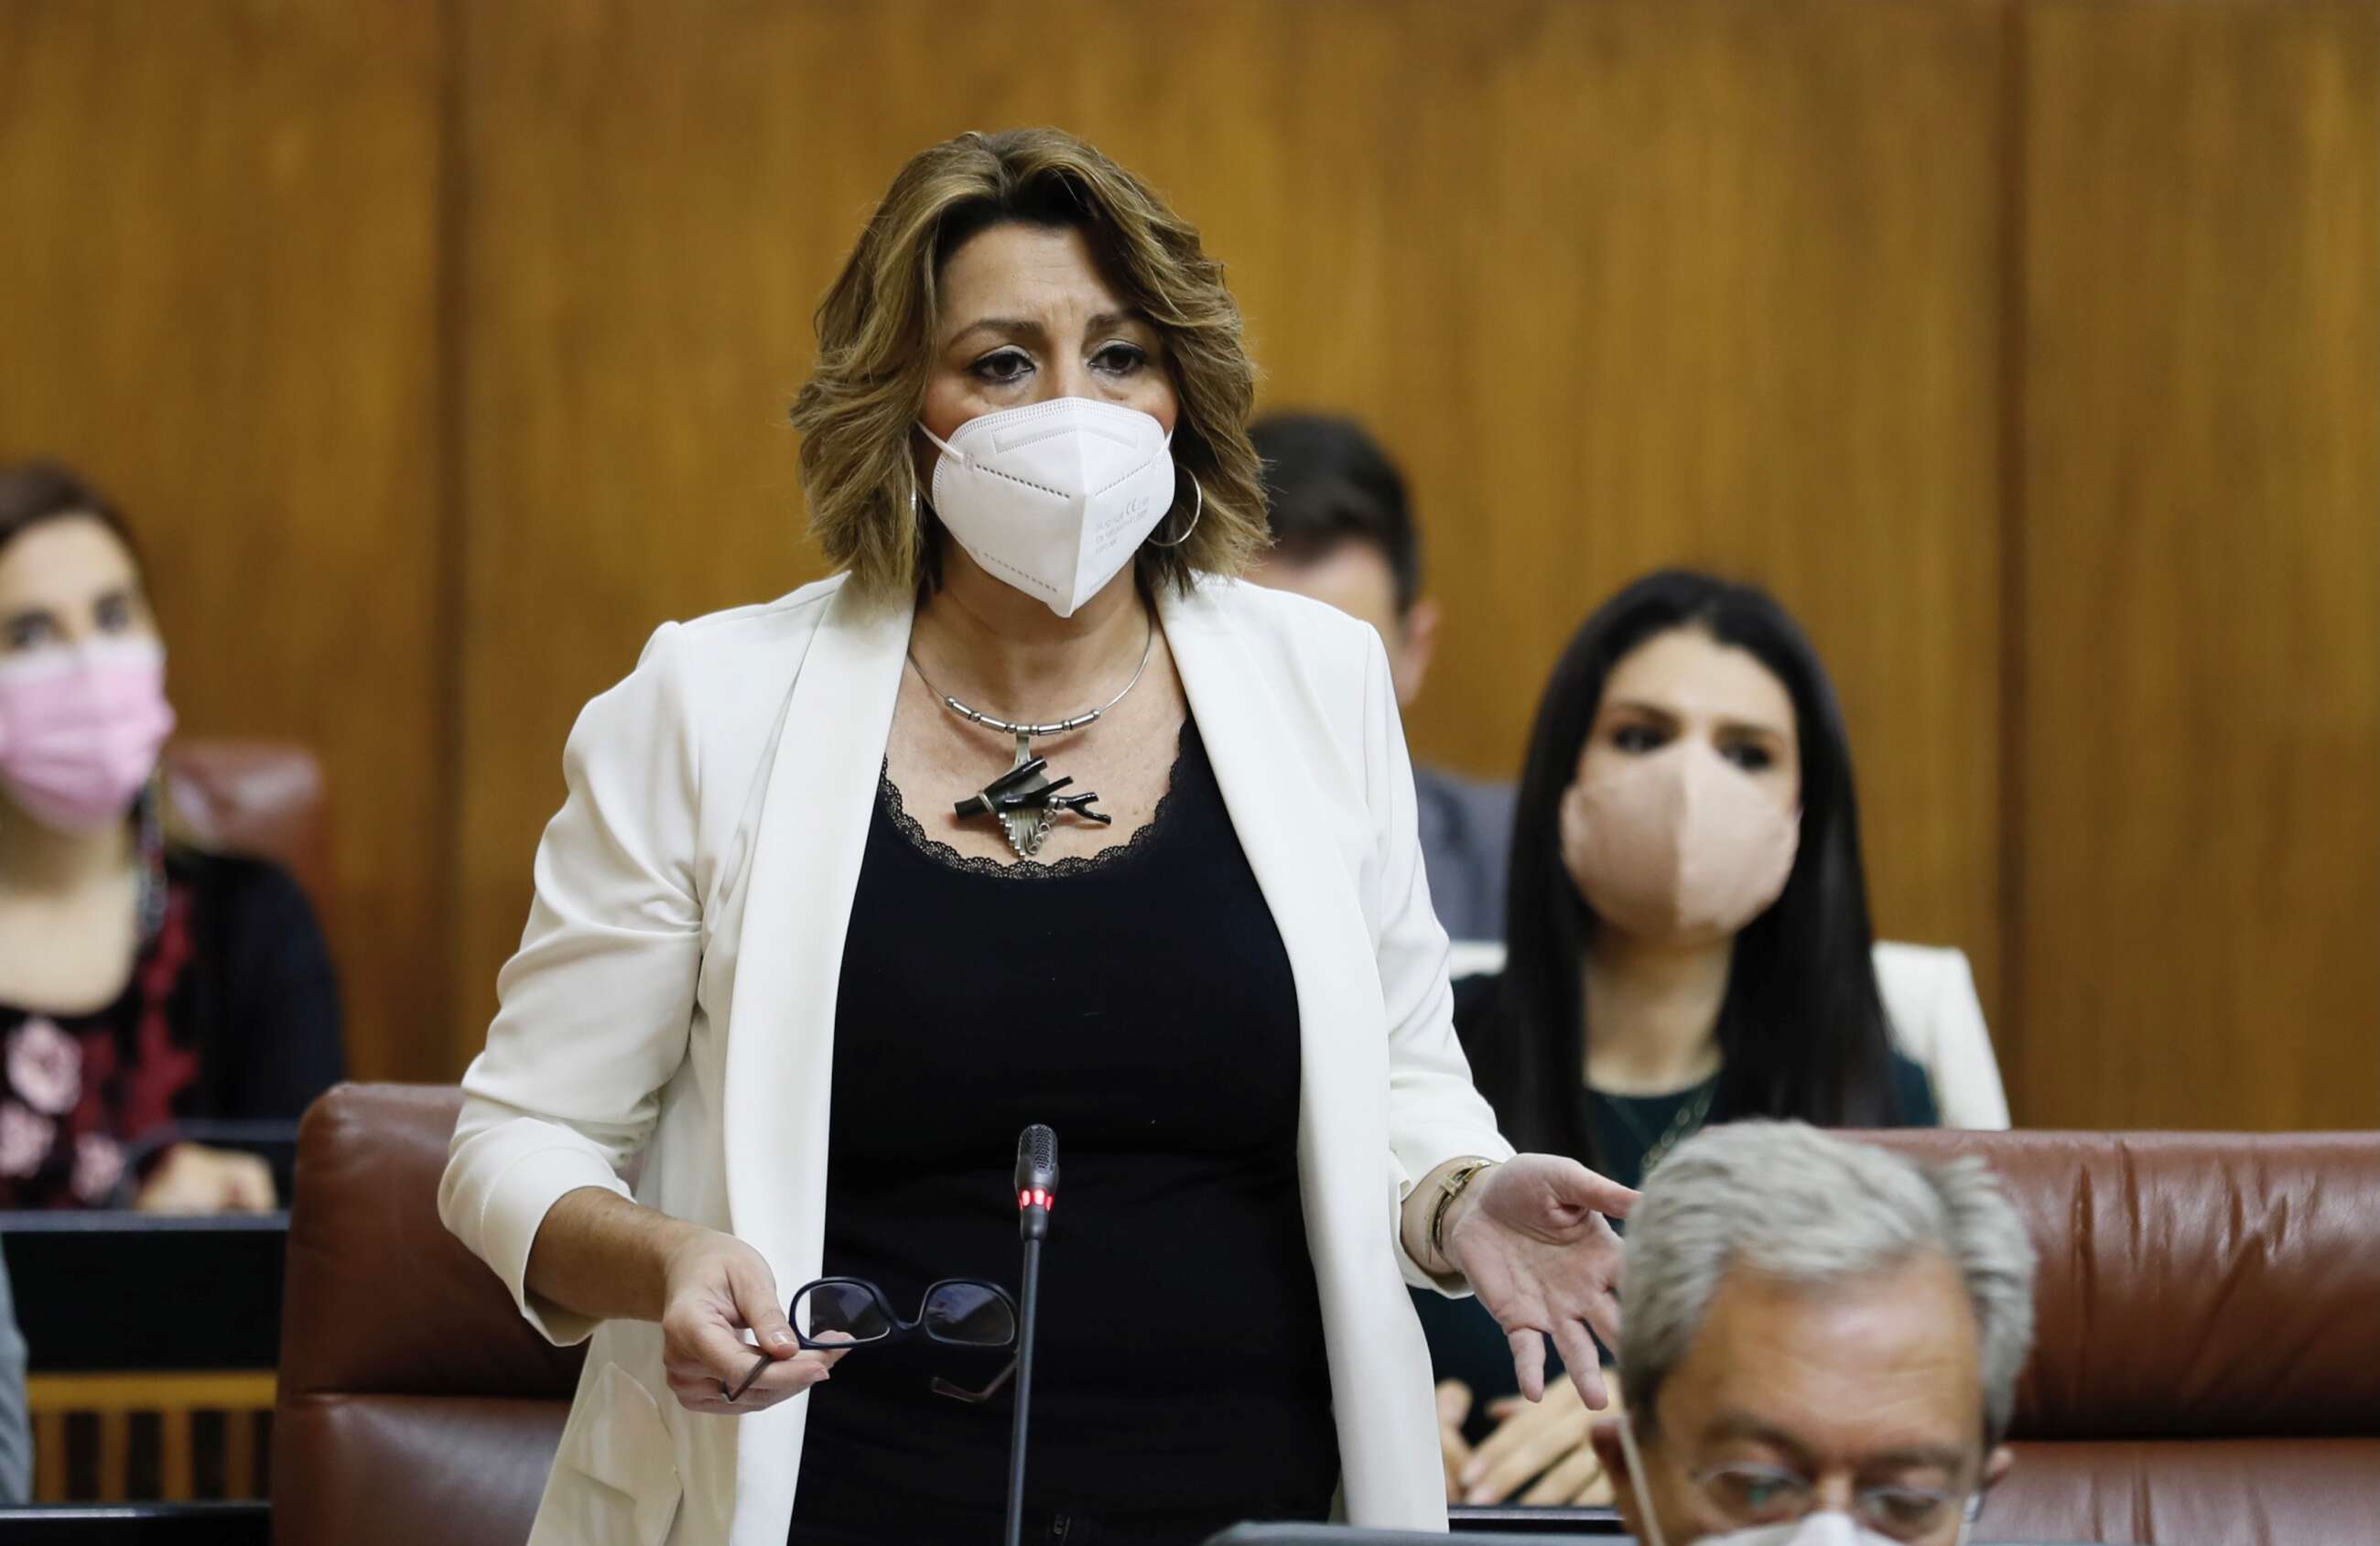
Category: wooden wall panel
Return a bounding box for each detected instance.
[2015,2,2380,1127]
[0,0,448,1082]
[1341,1,2011,1029]
[449,0,2011,1070]
[12,1,2365,1128]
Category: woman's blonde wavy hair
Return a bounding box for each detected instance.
[790,128,1265,602]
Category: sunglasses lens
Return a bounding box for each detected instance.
[924,1281,1016,1347]
[795,1281,890,1344]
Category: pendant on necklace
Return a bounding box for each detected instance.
[952,730,1113,859]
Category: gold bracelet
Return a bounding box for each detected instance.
[1428,1157,1497,1267]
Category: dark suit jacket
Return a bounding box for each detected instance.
[1412,763,1518,945]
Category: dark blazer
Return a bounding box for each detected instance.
[1411,763,1518,945]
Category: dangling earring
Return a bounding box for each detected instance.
[135,773,168,945]
[1147,471,1204,549]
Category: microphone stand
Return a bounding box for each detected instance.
[1007,1124,1056,1546]
[1003,1220,1044,1546]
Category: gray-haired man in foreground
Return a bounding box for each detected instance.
[1588,1123,2039,1546]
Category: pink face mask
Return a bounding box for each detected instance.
[1560,741,1801,946]
[0,638,176,834]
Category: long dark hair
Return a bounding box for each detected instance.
[0,460,141,563]
[1474,568,1900,1159]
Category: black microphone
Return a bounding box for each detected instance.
[1005,1124,1057,1546]
[1015,1122,1059,1241]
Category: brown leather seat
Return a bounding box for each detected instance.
[275,1090,2380,1545]
[1857,1129,2380,1543]
[276,1086,581,1546]
[162,739,333,919]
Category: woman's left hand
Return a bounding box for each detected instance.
[1441,1153,1635,1408]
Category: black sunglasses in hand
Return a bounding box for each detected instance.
[726,1276,1019,1404]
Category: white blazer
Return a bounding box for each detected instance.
[439,573,1513,1546]
[1870,942,2009,1130]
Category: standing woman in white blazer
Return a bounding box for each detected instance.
[440,128,1638,1546]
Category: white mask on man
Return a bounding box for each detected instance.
[919,396,1180,618]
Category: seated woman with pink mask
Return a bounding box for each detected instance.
[1427,568,2004,1509]
[0,462,342,1212]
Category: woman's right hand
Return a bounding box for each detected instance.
[657,1227,847,1414]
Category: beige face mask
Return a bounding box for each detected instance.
[1560,741,1801,946]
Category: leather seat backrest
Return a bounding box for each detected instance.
[163,740,333,920]
[1855,1130,2380,1543]
[274,1084,581,1546]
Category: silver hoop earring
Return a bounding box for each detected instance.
[1148,471,1204,549]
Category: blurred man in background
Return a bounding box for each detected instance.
[1249,414,1517,954]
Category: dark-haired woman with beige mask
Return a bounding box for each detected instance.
[1429,568,2006,1509]
[442,129,1644,1546]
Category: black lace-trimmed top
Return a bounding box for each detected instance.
[874,726,1185,881]
[793,718,1339,1528]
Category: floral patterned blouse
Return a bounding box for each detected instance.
[0,882,202,1208]
[1,848,345,1209]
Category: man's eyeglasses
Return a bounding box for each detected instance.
[1690,1463,1974,1543]
[727,1276,1018,1403]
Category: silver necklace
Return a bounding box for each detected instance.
[1598,1076,1717,1180]
[907,615,1154,859]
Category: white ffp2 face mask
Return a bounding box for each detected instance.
[920,396,1179,618]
